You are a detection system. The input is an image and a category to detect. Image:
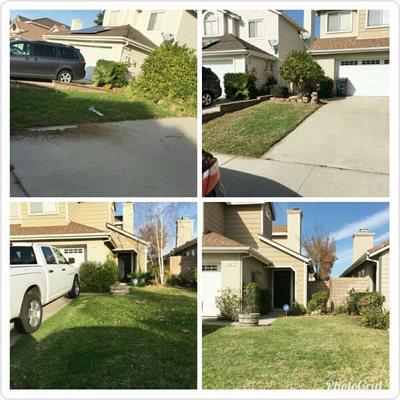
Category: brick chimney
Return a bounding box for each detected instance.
[122,202,134,233]
[353,229,374,261]
[286,208,302,253]
[176,216,194,248]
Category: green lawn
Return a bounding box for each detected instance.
[203,101,319,157]
[203,315,389,389]
[10,84,195,131]
[10,286,197,389]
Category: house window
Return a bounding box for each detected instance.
[108,11,120,25]
[29,202,58,215]
[367,10,389,27]
[10,203,19,219]
[340,60,358,66]
[148,12,165,31]
[202,264,218,271]
[10,42,30,56]
[361,59,381,65]
[248,19,263,38]
[327,11,352,32]
[204,12,218,36]
[384,59,390,64]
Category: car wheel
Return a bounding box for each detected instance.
[202,92,213,107]
[14,292,43,334]
[58,70,73,83]
[67,276,80,298]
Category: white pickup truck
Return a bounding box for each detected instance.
[10,243,80,333]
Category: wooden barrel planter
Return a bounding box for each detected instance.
[110,283,129,295]
[238,313,260,325]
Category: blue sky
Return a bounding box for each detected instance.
[284,10,320,37]
[115,202,197,254]
[274,203,389,277]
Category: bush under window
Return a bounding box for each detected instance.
[93,60,129,89]
[79,259,118,293]
[224,73,257,100]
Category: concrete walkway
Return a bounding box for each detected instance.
[217,97,389,197]
[10,297,73,346]
[11,117,196,197]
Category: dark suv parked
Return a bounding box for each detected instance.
[202,66,222,107]
[10,40,86,83]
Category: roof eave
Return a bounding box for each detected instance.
[310,46,389,55]
[203,246,271,265]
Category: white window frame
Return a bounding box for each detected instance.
[28,202,59,216]
[203,11,219,37]
[202,264,219,272]
[366,10,390,28]
[326,11,353,34]
[147,11,165,31]
[248,18,264,39]
[10,203,20,219]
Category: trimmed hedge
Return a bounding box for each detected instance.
[93,60,128,89]
[308,291,329,313]
[79,260,119,293]
[224,73,257,100]
[131,42,196,102]
[270,84,289,98]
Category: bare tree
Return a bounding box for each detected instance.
[303,225,337,281]
[138,203,178,284]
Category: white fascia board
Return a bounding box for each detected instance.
[10,232,110,241]
[106,223,149,245]
[310,47,389,55]
[258,234,310,262]
[368,245,390,258]
[203,246,270,265]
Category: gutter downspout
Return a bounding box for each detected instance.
[366,255,379,293]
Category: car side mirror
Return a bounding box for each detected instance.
[68,257,75,264]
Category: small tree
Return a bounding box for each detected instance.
[280,50,325,96]
[94,10,105,26]
[303,226,337,281]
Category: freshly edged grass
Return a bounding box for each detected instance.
[202,315,389,389]
[10,84,195,131]
[10,286,197,389]
[203,101,319,157]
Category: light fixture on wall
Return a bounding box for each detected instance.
[268,39,279,54]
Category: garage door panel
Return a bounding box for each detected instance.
[203,59,234,96]
[74,45,114,81]
[338,62,389,96]
[202,264,221,317]
[60,247,86,268]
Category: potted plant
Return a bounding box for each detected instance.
[238,282,261,325]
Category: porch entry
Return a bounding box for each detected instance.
[118,252,137,282]
[273,269,294,308]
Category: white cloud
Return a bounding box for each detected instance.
[330,207,389,241]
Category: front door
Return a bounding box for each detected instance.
[118,253,133,282]
[273,269,292,308]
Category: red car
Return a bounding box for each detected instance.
[202,150,226,196]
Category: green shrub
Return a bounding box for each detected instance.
[260,289,272,314]
[317,76,334,98]
[347,289,366,315]
[79,260,118,293]
[280,50,325,95]
[131,42,196,102]
[127,271,155,286]
[216,289,241,321]
[242,282,261,313]
[308,291,329,313]
[270,84,289,98]
[224,73,257,100]
[166,269,197,288]
[332,305,347,315]
[358,292,385,314]
[260,75,277,95]
[361,307,389,329]
[93,59,128,89]
[290,302,307,316]
[166,274,182,286]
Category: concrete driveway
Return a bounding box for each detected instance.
[11,117,196,197]
[217,97,389,197]
[10,297,72,346]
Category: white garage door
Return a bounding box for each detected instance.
[61,247,86,268]
[74,44,115,81]
[203,59,234,96]
[338,59,389,96]
[202,264,221,317]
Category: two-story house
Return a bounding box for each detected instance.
[44,10,197,80]
[340,229,390,308]
[309,10,389,96]
[202,10,307,94]
[202,203,311,316]
[10,202,148,282]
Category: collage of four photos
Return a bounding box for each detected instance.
[4,3,396,397]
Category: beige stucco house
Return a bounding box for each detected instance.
[10,202,148,282]
[309,10,389,96]
[340,229,390,307]
[44,10,197,80]
[202,10,307,93]
[202,203,311,317]
[165,216,197,276]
